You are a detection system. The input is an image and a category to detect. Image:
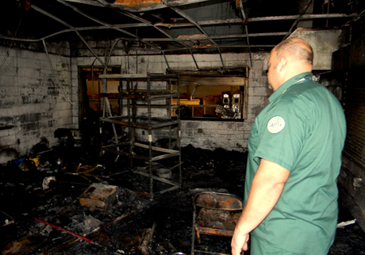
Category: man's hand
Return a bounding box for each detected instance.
[231,230,249,255]
[230,159,290,255]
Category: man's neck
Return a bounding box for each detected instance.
[276,67,312,90]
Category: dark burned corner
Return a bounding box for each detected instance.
[0,131,248,255]
[0,131,364,255]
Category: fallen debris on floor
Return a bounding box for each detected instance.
[79,183,119,211]
[0,144,364,254]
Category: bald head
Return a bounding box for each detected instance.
[267,38,313,91]
[274,38,313,65]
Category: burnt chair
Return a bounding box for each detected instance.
[191,192,243,255]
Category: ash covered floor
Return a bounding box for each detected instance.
[0,144,364,255]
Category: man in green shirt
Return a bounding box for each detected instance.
[231,38,346,255]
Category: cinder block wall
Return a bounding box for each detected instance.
[0,42,76,158]
[75,51,271,152]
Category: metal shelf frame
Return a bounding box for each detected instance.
[99,72,181,200]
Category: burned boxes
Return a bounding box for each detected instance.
[79,183,118,211]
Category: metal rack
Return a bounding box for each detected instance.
[99,73,181,200]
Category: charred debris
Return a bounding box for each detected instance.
[0,128,364,255]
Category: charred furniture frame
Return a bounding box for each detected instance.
[191,192,243,255]
[99,73,181,200]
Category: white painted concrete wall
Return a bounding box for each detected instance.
[0,42,77,158]
[0,39,271,159]
[75,51,271,152]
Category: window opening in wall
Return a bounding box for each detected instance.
[171,69,248,121]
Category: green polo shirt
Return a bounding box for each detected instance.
[245,72,346,254]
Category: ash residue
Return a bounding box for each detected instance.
[0,144,364,255]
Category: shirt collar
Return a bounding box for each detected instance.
[269,72,312,103]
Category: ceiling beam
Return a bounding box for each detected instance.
[64,0,211,12]
[116,9,199,69]
[31,4,107,67]
[154,13,357,28]
[142,32,288,42]
[57,0,162,51]
[162,44,276,53]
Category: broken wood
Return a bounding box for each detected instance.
[139,223,156,255]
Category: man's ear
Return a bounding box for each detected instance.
[278,57,287,72]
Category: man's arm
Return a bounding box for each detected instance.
[231,158,290,255]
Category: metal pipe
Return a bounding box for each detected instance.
[32,4,106,67]
[2,11,354,44]
[283,0,313,40]
[162,44,276,53]
[0,31,286,44]
[75,31,106,67]
[217,47,226,71]
[91,58,97,100]
[35,218,124,254]
[239,0,252,67]
[1,12,354,43]
[141,32,288,42]
[58,0,138,40]
[161,0,226,70]
[162,51,171,70]
[191,85,200,100]
[118,10,191,50]
[341,8,365,27]
[66,0,211,12]
[58,0,162,52]
[189,48,200,70]
[154,13,357,28]
[106,38,124,65]
[35,218,96,243]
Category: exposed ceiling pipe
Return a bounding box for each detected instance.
[0,28,287,43]
[162,51,171,70]
[106,38,124,65]
[57,0,161,52]
[190,85,200,100]
[189,48,200,70]
[0,28,276,53]
[161,0,226,71]
[239,0,252,68]
[341,8,365,27]
[162,44,276,53]
[283,0,313,40]
[93,1,200,70]
[0,12,353,43]
[91,58,97,100]
[115,10,200,70]
[31,4,107,67]
[154,13,357,28]
[142,32,287,42]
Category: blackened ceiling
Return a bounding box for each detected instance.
[0,0,364,54]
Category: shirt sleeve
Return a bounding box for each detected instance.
[253,100,308,172]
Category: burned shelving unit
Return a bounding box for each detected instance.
[99,73,181,200]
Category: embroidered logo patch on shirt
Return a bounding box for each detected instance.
[267,116,285,133]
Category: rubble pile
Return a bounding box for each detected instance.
[0,141,364,254]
